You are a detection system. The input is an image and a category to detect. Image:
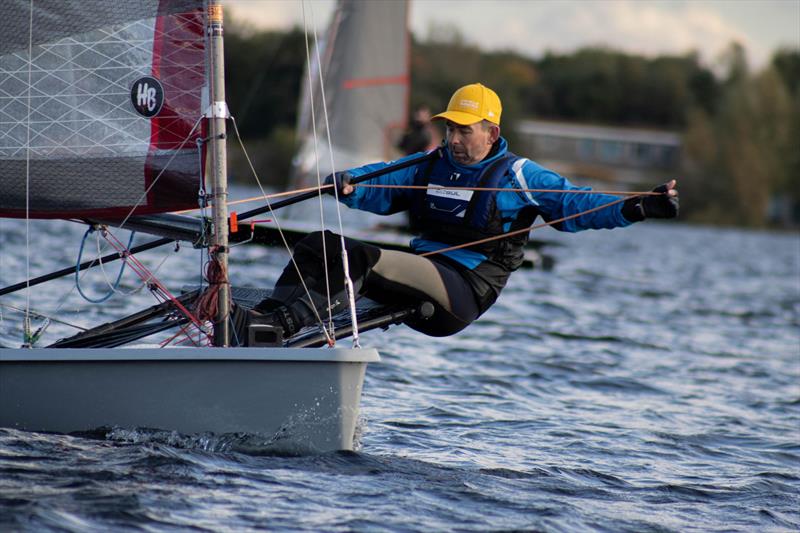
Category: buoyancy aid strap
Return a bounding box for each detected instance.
[416,146,445,185]
[410,147,445,225]
[463,152,518,227]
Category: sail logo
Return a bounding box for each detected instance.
[130,76,164,118]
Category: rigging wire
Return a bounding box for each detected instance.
[0,303,87,332]
[196,137,210,346]
[308,1,361,348]
[23,0,34,347]
[301,0,335,339]
[229,117,334,345]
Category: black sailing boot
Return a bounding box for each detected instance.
[244,230,384,344]
[253,289,350,339]
[230,303,286,347]
[244,310,285,346]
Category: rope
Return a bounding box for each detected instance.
[28,234,181,346]
[160,321,203,348]
[215,182,658,260]
[421,196,630,257]
[354,184,663,196]
[93,229,174,298]
[100,230,209,344]
[75,227,133,304]
[195,248,227,325]
[172,184,659,216]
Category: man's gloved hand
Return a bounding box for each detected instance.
[622,179,679,221]
[324,171,354,196]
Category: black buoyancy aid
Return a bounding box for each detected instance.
[411,148,539,311]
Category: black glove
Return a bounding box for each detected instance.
[622,182,679,221]
[324,171,353,196]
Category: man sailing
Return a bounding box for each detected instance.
[240,83,678,342]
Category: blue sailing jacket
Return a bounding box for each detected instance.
[339,137,632,270]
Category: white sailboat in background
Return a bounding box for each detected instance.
[285,0,433,239]
[291,0,410,188]
[0,1,386,453]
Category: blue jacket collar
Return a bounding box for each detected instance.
[444,137,509,171]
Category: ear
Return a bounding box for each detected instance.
[488,124,501,144]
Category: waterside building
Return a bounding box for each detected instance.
[515,119,682,189]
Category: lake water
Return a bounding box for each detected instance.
[1,212,798,531]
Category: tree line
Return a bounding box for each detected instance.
[224,20,800,227]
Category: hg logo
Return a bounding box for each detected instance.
[130,76,164,118]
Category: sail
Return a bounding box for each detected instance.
[292,0,410,187]
[0,1,206,219]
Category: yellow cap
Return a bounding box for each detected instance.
[432,83,502,126]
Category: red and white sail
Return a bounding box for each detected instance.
[0,1,206,219]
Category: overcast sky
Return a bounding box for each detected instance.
[223,0,799,69]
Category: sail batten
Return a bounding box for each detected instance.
[0,1,206,219]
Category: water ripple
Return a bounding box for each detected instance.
[2,219,800,531]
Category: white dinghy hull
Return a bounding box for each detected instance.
[0,347,379,453]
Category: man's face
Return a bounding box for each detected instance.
[445,120,497,165]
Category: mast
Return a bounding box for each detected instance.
[208,1,230,346]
